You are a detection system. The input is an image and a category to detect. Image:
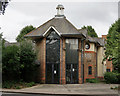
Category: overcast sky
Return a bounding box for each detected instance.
[0,0,119,42]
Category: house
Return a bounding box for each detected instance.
[25,4,112,84]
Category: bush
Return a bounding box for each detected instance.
[2,81,13,89]
[26,82,35,87]
[104,72,119,84]
[2,40,37,82]
[2,45,20,81]
[86,78,100,83]
[2,81,36,89]
[117,73,120,84]
[19,41,37,82]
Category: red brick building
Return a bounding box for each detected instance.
[25,5,112,84]
[101,35,113,72]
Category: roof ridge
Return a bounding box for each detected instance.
[25,17,84,37]
[25,18,54,36]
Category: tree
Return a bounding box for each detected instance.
[105,18,120,73]
[2,45,20,81]
[0,33,3,85]
[16,25,35,42]
[0,33,5,48]
[82,26,98,37]
[2,40,37,81]
[19,40,37,82]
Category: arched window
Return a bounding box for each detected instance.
[88,66,92,75]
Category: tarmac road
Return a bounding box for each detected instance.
[2,93,58,96]
[1,92,120,96]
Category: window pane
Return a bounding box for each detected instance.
[46,30,60,84]
[46,31,60,63]
[88,66,92,75]
[66,39,78,64]
[106,69,110,72]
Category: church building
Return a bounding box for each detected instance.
[25,5,112,84]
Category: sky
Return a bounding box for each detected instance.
[0,0,119,42]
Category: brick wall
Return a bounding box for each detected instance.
[84,51,97,81]
[78,39,82,84]
[35,38,98,84]
[106,59,113,72]
[60,38,66,84]
[36,38,46,83]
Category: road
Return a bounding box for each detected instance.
[2,93,59,96]
[1,92,119,96]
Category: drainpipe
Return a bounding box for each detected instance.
[81,38,85,83]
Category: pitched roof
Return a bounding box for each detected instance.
[25,16,105,47]
[85,36,105,46]
[93,37,105,46]
[78,29,88,37]
[25,17,84,38]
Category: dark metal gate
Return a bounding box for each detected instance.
[66,64,78,84]
[46,63,59,84]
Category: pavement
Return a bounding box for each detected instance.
[0,83,120,96]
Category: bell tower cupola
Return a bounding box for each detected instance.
[55,4,65,18]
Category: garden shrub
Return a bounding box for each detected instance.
[104,72,119,84]
[2,81,36,89]
[2,40,37,82]
[86,78,100,83]
[2,45,20,81]
[117,73,120,84]
[26,82,35,87]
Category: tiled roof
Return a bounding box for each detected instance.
[25,16,105,46]
[78,29,87,37]
[25,17,84,37]
[93,37,105,46]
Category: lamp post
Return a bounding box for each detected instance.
[0,0,10,15]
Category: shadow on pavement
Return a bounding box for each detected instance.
[1,93,120,96]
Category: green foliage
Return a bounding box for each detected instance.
[0,33,3,74]
[26,82,35,87]
[2,45,20,80]
[86,78,100,83]
[16,25,35,42]
[117,73,120,84]
[82,26,98,37]
[19,40,37,82]
[2,81,36,89]
[2,40,37,82]
[0,33,5,48]
[19,40,36,69]
[104,72,119,84]
[105,19,120,72]
[3,81,13,89]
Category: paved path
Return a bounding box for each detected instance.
[1,93,120,96]
[1,83,120,95]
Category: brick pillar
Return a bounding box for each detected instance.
[83,40,86,83]
[78,39,82,84]
[60,38,66,84]
[36,38,46,83]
